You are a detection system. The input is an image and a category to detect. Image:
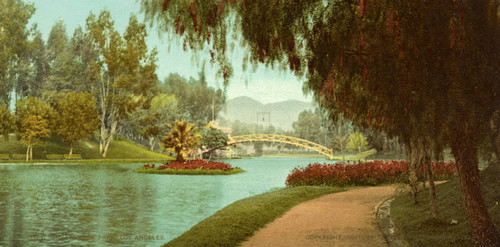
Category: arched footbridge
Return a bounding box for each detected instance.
[228,134,333,159]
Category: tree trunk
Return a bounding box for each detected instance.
[69,143,73,156]
[423,150,439,218]
[101,119,118,157]
[408,141,420,204]
[175,147,184,162]
[426,163,439,218]
[149,138,156,151]
[99,117,106,155]
[102,139,111,158]
[490,111,500,165]
[26,145,30,161]
[451,129,500,246]
[30,145,33,160]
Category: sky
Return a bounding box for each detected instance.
[28,0,312,104]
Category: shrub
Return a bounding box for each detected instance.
[286,160,456,187]
[142,159,241,171]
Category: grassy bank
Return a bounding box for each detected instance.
[165,186,348,247]
[263,153,325,158]
[259,149,377,160]
[331,148,377,161]
[0,134,173,162]
[134,167,245,175]
[391,163,500,246]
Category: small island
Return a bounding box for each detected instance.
[134,159,245,175]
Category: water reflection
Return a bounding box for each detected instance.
[0,157,329,246]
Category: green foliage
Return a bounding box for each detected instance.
[20,115,50,146]
[135,93,177,149]
[20,115,50,160]
[0,104,14,140]
[53,92,99,154]
[19,30,49,97]
[346,131,369,153]
[292,109,322,144]
[85,10,158,157]
[47,19,68,61]
[0,0,35,105]
[15,97,54,132]
[15,97,53,160]
[201,127,229,152]
[0,133,174,161]
[134,167,245,175]
[160,120,201,161]
[43,19,88,94]
[160,73,225,125]
[165,186,347,247]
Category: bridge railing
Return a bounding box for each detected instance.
[228,134,333,159]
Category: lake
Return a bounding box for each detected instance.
[0,157,332,246]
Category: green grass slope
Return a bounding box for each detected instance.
[391,163,500,246]
[0,134,173,161]
[164,186,347,247]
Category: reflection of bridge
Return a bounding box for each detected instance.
[228,134,333,159]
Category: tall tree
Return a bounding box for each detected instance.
[292,109,322,144]
[0,104,14,140]
[161,72,226,125]
[53,92,99,155]
[142,1,500,244]
[161,120,201,161]
[135,93,178,150]
[0,0,35,105]
[22,29,50,97]
[85,11,158,157]
[43,20,89,93]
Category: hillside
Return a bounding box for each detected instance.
[0,134,172,161]
[220,96,315,131]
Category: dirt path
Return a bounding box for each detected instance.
[240,186,397,247]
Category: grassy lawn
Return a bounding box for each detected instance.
[391,163,500,246]
[134,167,246,175]
[331,148,377,161]
[164,186,348,247]
[262,149,377,160]
[0,134,174,162]
[264,153,326,158]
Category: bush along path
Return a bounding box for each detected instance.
[240,185,397,247]
[286,160,456,187]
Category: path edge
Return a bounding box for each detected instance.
[375,196,410,247]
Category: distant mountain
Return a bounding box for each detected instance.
[220,96,315,131]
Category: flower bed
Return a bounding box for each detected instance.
[135,159,245,175]
[285,160,456,187]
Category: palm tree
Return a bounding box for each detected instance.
[161,120,201,161]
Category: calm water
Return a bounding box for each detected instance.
[0,157,331,246]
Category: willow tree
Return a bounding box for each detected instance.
[141,0,499,245]
[85,11,158,157]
